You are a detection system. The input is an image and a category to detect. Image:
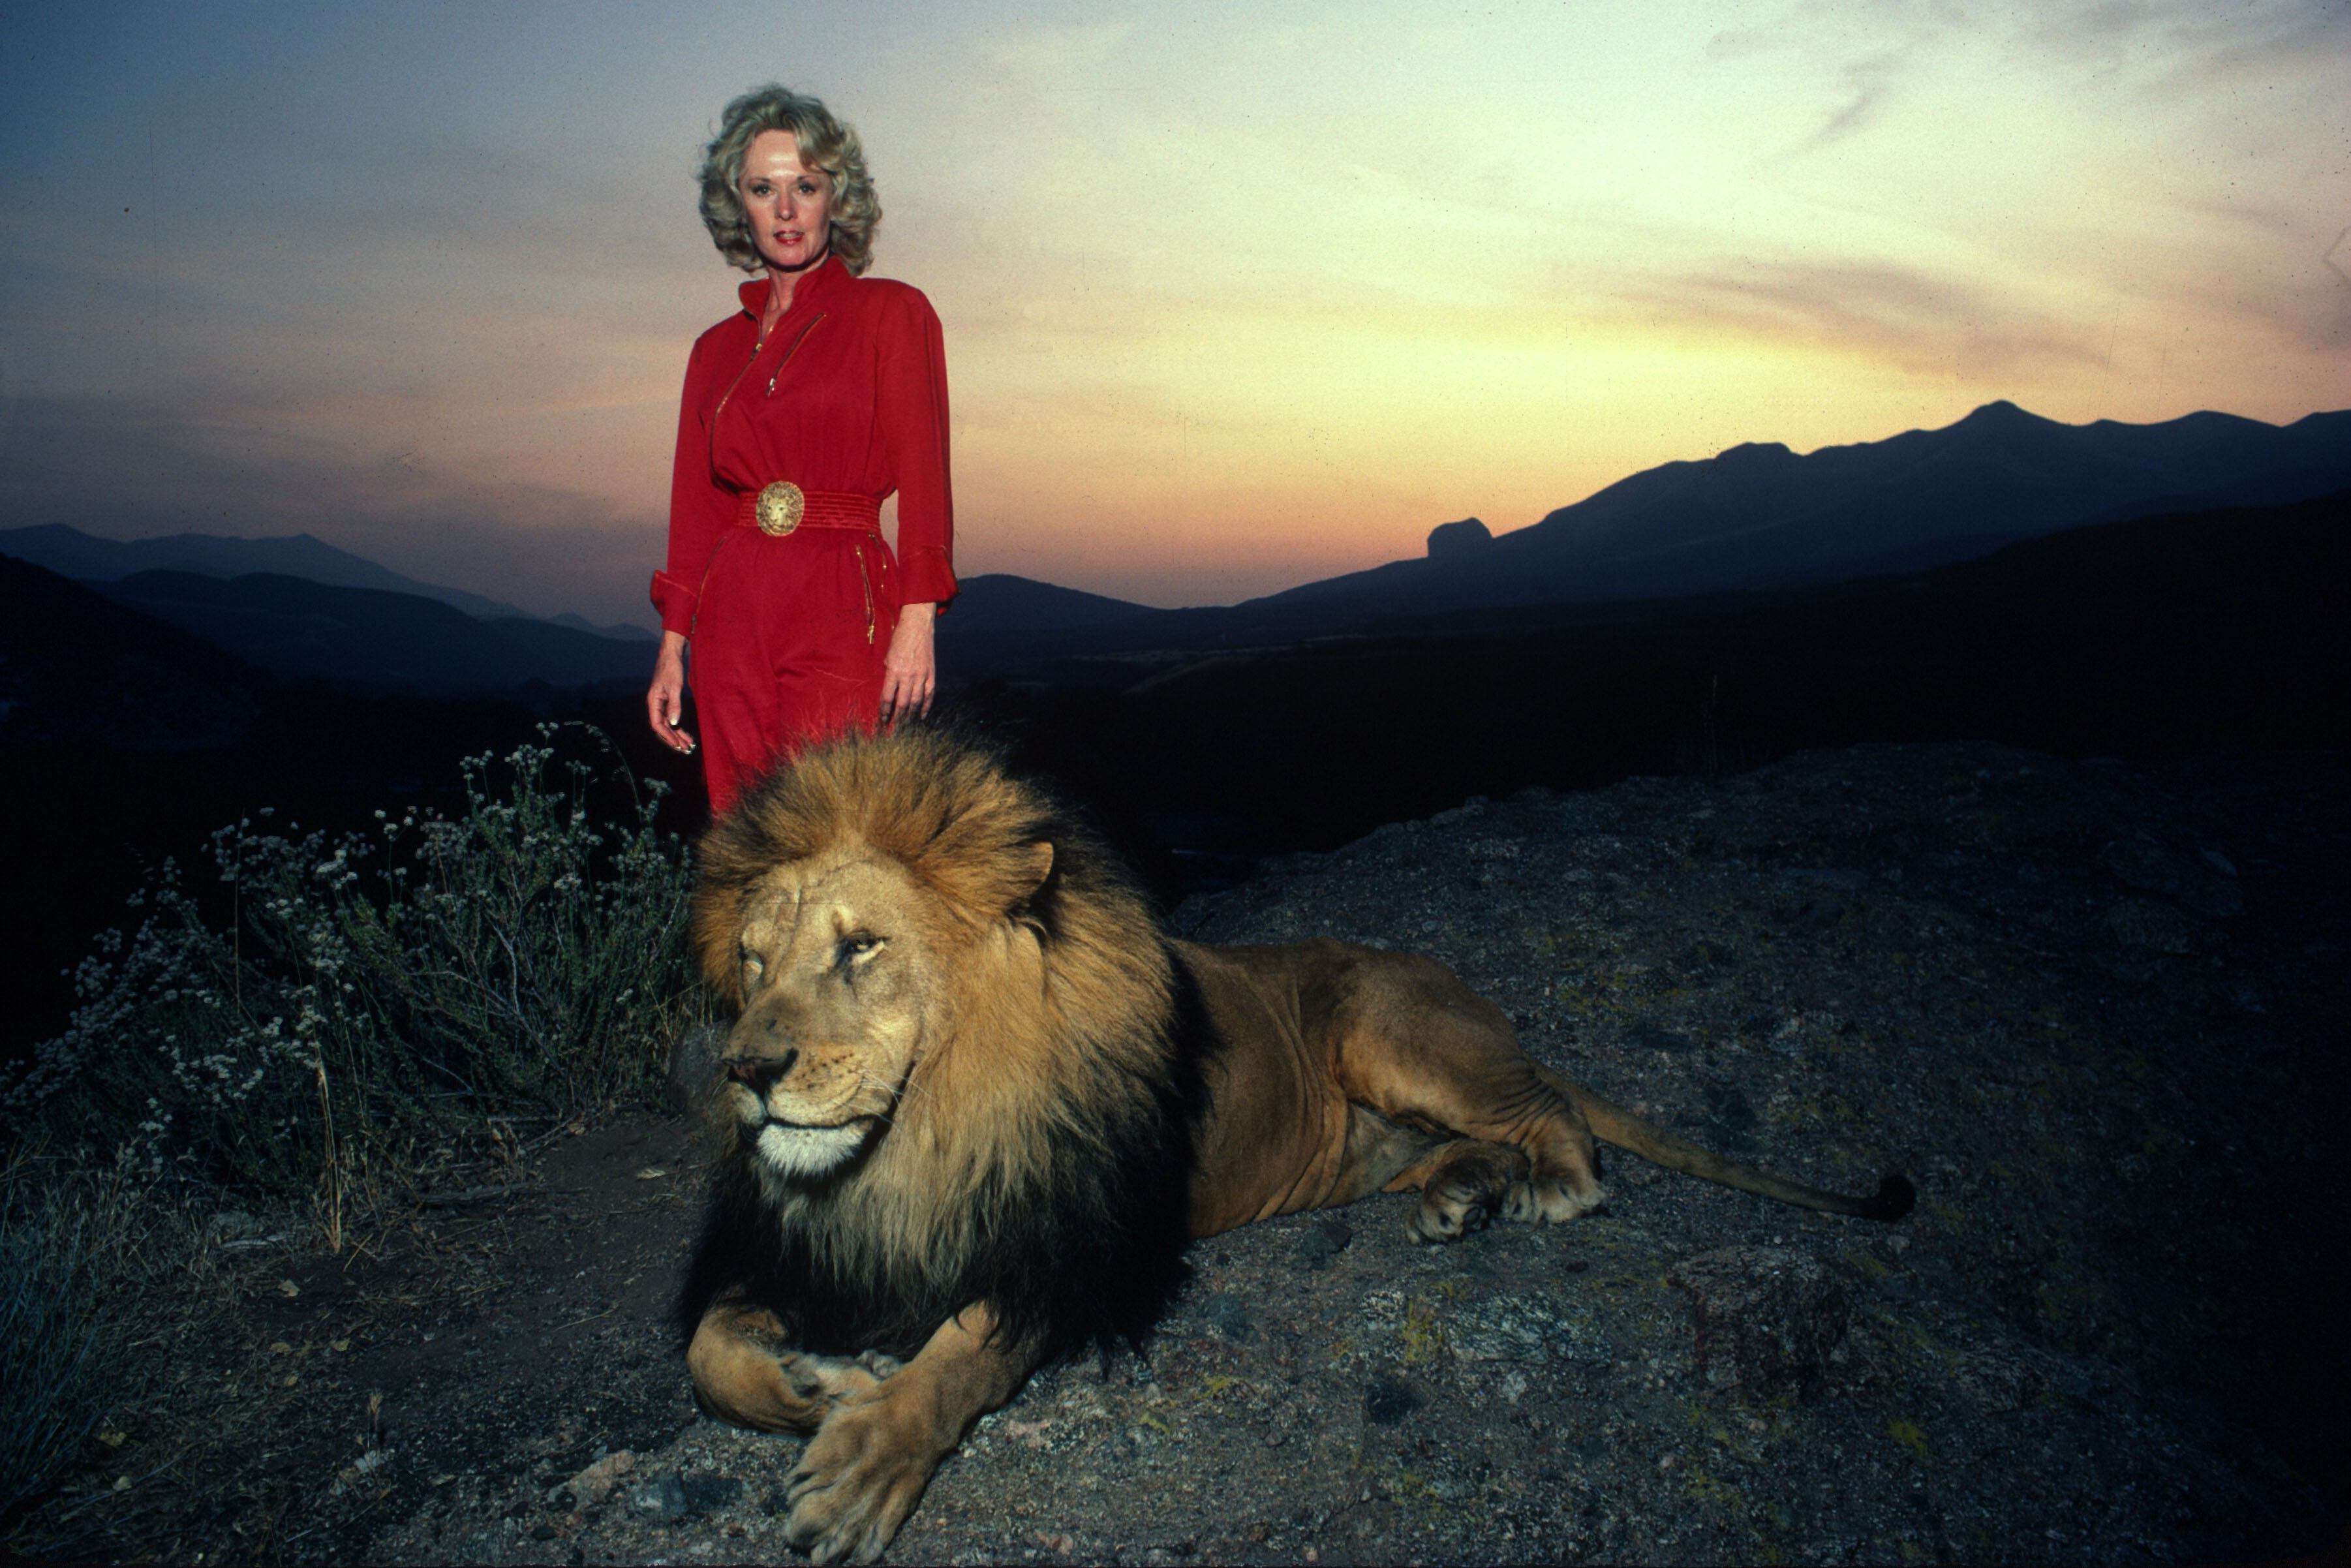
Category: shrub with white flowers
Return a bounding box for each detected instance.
[3,724,700,1194]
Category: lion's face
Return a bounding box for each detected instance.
[720,852,953,1182]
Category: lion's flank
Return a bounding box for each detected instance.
[679,726,1205,1362]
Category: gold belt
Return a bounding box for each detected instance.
[733,484,882,537]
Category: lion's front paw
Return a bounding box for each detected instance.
[1503,1175,1606,1224]
[784,1398,940,1565]
[1406,1180,1496,1243]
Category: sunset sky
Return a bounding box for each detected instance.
[3,0,2345,624]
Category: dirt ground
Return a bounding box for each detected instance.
[29,740,2350,1565]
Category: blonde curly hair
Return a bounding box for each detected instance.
[698,85,880,277]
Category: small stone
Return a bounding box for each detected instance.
[1701,1084,1759,1151]
[1668,1246,1854,1402]
[681,1472,743,1514]
[562,1449,635,1508]
[1364,1374,1421,1426]
[1202,1292,1254,1342]
[2100,837,2181,896]
[630,1472,689,1523]
[1293,1220,1354,1272]
[2105,900,2199,954]
[1447,1292,1606,1365]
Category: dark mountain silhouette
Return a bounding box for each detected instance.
[1244,401,2351,618]
[0,523,541,623]
[484,616,657,685]
[549,611,657,641]
[955,487,2351,870]
[89,571,652,694]
[935,574,1155,638]
[0,553,703,1071]
[0,553,267,751]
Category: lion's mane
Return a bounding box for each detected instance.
[675,729,1205,1362]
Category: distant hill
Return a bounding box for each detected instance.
[955,486,2351,868]
[936,574,1155,637]
[0,554,266,750]
[1248,401,2351,617]
[89,571,652,694]
[0,523,547,623]
[548,611,657,642]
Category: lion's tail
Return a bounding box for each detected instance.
[1537,1068,1914,1222]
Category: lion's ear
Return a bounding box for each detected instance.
[1013,839,1055,900]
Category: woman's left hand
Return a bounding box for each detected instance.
[880,602,938,724]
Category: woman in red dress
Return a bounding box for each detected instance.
[645,86,957,818]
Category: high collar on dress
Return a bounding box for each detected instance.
[737,253,852,326]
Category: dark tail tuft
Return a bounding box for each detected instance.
[1862,1173,1916,1222]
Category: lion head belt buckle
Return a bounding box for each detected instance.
[754,480,805,536]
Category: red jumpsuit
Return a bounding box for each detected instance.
[652,256,957,817]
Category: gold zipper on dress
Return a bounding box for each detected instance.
[855,539,874,644]
[765,314,825,395]
[711,327,768,429]
[686,531,735,638]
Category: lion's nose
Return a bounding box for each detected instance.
[725,1049,799,1096]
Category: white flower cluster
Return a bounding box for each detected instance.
[3,722,698,1195]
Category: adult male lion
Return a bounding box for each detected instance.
[679,728,1910,1563]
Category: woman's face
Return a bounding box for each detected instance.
[737,130,833,274]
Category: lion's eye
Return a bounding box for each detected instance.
[742,951,765,988]
[837,934,884,968]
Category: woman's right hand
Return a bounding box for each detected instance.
[647,631,696,755]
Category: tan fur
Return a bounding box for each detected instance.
[686,728,1906,1563]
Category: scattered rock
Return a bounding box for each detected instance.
[1625,1019,1695,1054]
[1700,1083,1758,1151]
[1668,1246,1854,1401]
[1293,1220,1353,1272]
[2183,876,2245,919]
[2100,836,2183,896]
[1446,1292,1610,1366]
[2105,899,2200,953]
[629,1472,689,1524]
[679,1472,742,1514]
[1201,1292,1255,1343]
[1363,1374,1421,1426]
[562,1451,636,1509]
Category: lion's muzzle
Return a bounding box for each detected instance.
[726,1050,801,1096]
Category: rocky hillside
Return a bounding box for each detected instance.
[34,742,2347,1566]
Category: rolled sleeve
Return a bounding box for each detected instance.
[876,288,957,609]
[895,547,958,609]
[656,330,742,638]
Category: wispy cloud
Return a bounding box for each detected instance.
[1603,256,2106,377]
